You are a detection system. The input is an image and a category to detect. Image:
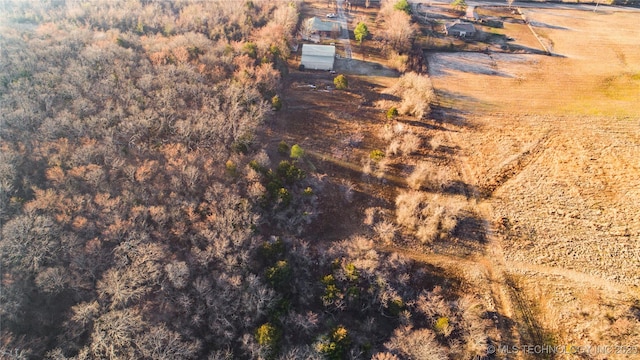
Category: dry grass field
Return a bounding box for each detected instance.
[431,7,640,116]
[427,5,640,356]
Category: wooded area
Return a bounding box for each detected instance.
[0,0,492,359]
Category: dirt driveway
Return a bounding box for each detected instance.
[333,57,399,77]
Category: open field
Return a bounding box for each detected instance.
[426,5,640,354]
[429,7,640,116]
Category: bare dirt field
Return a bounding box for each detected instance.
[427,5,640,354]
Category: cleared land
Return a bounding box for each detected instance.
[283,0,640,356]
[428,5,640,354]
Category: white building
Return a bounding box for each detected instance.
[300,44,336,71]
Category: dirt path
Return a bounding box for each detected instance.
[453,133,528,357]
[336,0,352,61]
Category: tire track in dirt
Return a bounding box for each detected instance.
[441,113,538,357]
[505,260,638,299]
[480,131,554,198]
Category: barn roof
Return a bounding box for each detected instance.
[300,44,336,70]
[302,44,336,57]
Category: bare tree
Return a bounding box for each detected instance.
[136,325,201,359]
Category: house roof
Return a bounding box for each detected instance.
[306,17,341,33]
[446,21,476,33]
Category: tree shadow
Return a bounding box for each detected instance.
[334,58,401,77]
[452,211,487,244]
[501,44,554,56]
[529,21,569,30]
[442,180,478,197]
[397,118,455,132]
[631,304,640,321]
[427,51,518,78]
[380,93,401,102]
[483,311,519,360]
[430,103,472,128]
[434,144,461,155]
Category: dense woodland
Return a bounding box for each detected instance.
[0,0,492,359]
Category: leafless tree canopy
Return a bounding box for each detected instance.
[0,0,493,358]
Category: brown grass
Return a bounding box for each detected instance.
[285,0,640,352]
[426,5,640,352]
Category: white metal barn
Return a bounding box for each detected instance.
[300,44,335,71]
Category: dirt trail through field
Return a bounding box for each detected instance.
[453,135,529,356]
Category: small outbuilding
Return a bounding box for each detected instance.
[445,21,477,38]
[300,44,336,71]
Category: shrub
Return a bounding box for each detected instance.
[334,74,348,90]
[259,237,285,262]
[256,322,280,348]
[266,260,292,290]
[394,0,411,13]
[385,327,447,360]
[354,22,369,44]
[249,160,266,173]
[290,144,304,159]
[271,95,282,110]
[321,274,340,304]
[370,149,385,162]
[276,160,305,184]
[344,263,358,282]
[266,178,284,199]
[277,187,291,206]
[225,160,237,176]
[316,326,350,359]
[395,191,465,244]
[384,72,435,119]
[388,51,409,72]
[244,42,258,59]
[374,221,397,244]
[278,140,289,155]
[434,317,452,336]
[387,298,405,316]
[451,0,467,11]
[232,133,254,154]
[400,133,421,155]
[387,106,399,120]
[406,161,451,190]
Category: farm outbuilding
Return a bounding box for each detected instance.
[445,21,477,38]
[300,44,336,71]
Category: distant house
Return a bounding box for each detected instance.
[301,17,342,42]
[445,21,477,38]
[300,44,336,71]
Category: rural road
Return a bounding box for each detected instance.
[336,0,353,62]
